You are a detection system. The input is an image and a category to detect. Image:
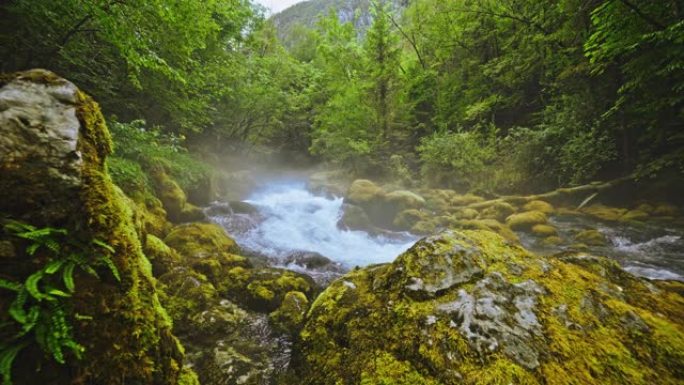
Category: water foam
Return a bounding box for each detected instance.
[234,180,417,267]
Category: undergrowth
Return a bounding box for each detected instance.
[0,221,120,385]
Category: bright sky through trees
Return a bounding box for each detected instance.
[255,0,306,14]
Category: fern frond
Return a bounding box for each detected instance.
[8,291,27,324]
[100,256,121,282]
[25,272,45,301]
[92,239,115,253]
[0,343,27,385]
[62,263,76,292]
[44,260,65,275]
[0,279,21,292]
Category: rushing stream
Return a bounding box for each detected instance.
[208,179,417,269]
[208,178,684,283]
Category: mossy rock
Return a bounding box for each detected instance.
[384,190,426,210]
[573,229,608,246]
[269,291,310,334]
[0,70,184,384]
[411,220,437,235]
[506,210,548,230]
[620,209,649,222]
[531,224,558,237]
[541,236,564,247]
[393,209,427,231]
[221,267,314,313]
[581,204,627,222]
[144,234,182,276]
[164,222,239,259]
[452,219,519,243]
[479,201,516,222]
[452,207,479,220]
[150,166,188,222]
[653,203,679,217]
[345,179,385,205]
[292,230,684,385]
[450,193,485,207]
[523,200,555,215]
[338,203,374,232]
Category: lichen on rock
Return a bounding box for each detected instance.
[291,229,684,385]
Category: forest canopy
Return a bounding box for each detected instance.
[1,0,682,194]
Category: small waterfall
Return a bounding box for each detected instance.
[209,179,417,268]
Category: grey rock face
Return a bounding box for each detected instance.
[0,70,84,224]
[400,231,486,298]
[436,272,545,369]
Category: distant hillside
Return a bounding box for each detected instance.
[271,0,406,44]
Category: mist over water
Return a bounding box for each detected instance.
[219,179,417,268]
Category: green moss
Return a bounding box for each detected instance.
[522,200,555,214]
[479,201,517,222]
[411,220,437,235]
[347,179,385,204]
[164,223,238,258]
[531,224,557,237]
[269,291,310,334]
[292,230,684,385]
[581,204,627,222]
[505,210,548,230]
[620,209,649,222]
[452,219,519,243]
[393,209,427,231]
[573,229,607,246]
[450,193,485,206]
[177,367,201,385]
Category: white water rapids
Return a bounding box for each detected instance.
[213,180,417,268]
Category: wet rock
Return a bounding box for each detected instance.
[653,202,678,217]
[573,229,607,246]
[269,291,309,334]
[337,203,374,232]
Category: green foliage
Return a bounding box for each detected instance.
[108,119,208,191]
[0,222,120,385]
[418,129,496,190]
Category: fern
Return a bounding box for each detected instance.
[0,221,119,385]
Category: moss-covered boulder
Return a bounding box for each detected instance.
[531,224,558,237]
[345,179,385,205]
[338,203,375,232]
[269,291,310,333]
[150,166,206,223]
[450,193,485,207]
[452,219,519,243]
[573,229,608,246]
[581,204,627,222]
[479,201,516,222]
[393,209,428,231]
[506,210,548,230]
[0,70,185,384]
[620,209,649,222]
[164,222,239,258]
[523,200,555,214]
[384,190,426,210]
[291,230,684,385]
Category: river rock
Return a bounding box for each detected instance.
[292,230,684,384]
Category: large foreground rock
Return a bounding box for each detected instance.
[0,70,184,384]
[291,230,684,384]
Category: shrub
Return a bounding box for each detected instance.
[417,129,495,190]
[108,119,209,191]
